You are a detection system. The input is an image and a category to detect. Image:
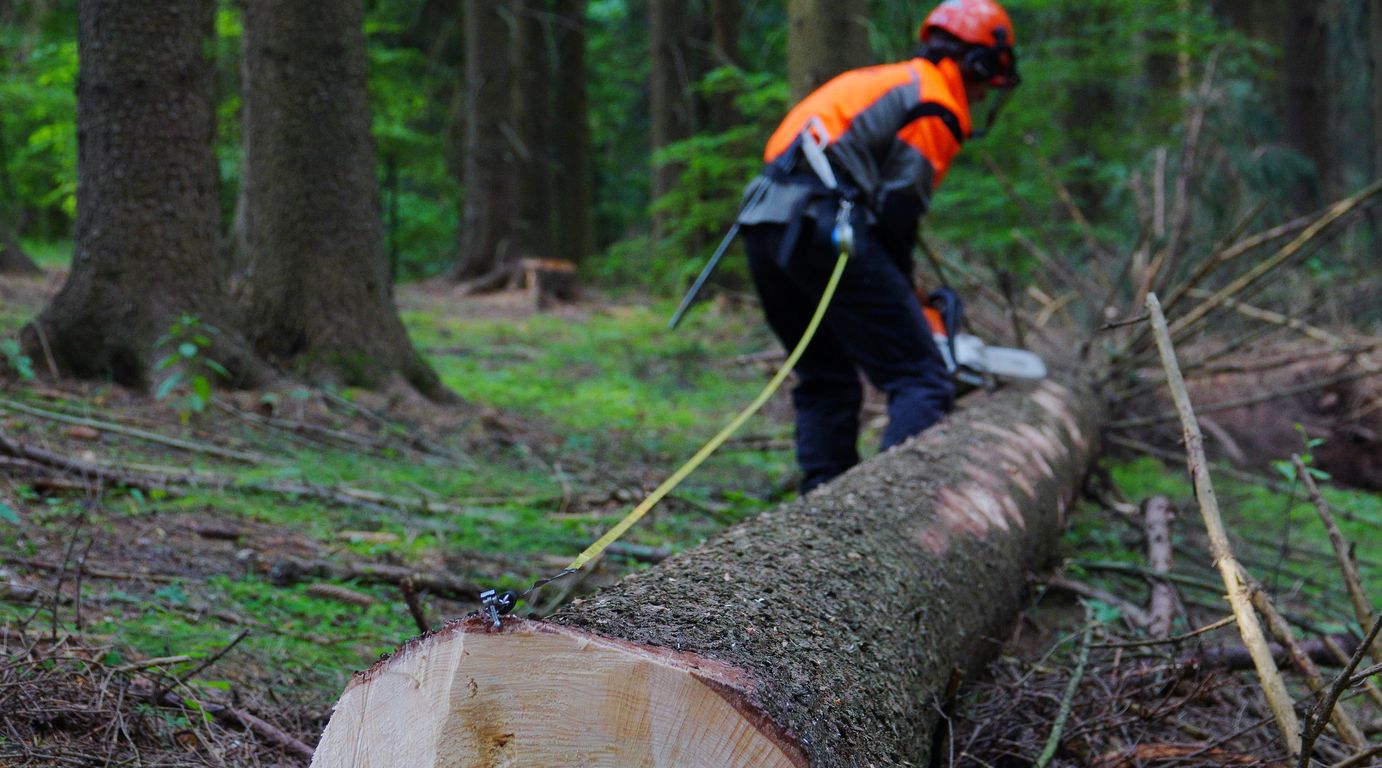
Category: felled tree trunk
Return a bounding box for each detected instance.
[312,378,1104,768]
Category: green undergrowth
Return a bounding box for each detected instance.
[1,290,797,708]
[1063,456,1382,636]
[4,276,1378,714]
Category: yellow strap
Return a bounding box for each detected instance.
[567,250,850,571]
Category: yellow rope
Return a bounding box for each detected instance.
[566,250,850,571]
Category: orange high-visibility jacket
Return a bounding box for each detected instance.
[738,57,972,226]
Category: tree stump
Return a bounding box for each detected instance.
[522,258,579,310]
[312,377,1105,767]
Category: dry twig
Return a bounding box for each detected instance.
[1299,615,1382,767]
[1294,454,1380,668]
[1145,291,1301,757]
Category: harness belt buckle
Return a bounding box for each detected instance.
[479,589,517,630]
[832,198,855,256]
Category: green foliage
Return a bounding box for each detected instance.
[1271,425,1331,483]
[640,69,789,292]
[0,339,35,382]
[0,12,78,231]
[154,315,229,420]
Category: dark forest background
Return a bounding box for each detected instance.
[2,0,1378,303]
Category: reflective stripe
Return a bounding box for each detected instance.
[903,102,964,145]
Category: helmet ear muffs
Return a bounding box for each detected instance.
[961,46,1000,82]
[960,26,1018,87]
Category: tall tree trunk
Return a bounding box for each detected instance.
[239,0,446,397]
[312,378,1106,767]
[23,0,261,386]
[553,0,593,264]
[1372,0,1382,182]
[511,0,554,264]
[707,0,743,131]
[786,0,870,101]
[451,0,518,284]
[649,0,692,241]
[1283,0,1334,205]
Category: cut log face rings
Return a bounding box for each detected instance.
[311,618,809,768]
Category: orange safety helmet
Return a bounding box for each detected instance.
[919,0,1020,88]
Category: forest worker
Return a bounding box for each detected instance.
[737,0,1021,493]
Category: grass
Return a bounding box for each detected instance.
[1,254,1379,720]
[1062,456,1381,635]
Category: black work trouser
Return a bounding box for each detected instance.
[743,206,954,493]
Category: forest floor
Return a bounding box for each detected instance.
[0,256,1379,767]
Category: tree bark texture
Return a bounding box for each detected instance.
[553,0,594,264]
[23,0,257,387]
[1282,0,1335,204]
[0,227,38,274]
[239,0,443,396]
[452,0,518,282]
[786,0,871,101]
[649,0,692,240]
[706,0,743,131]
[511,0,554,264]
[1372,0,1382,181]
[312,378,1105,767]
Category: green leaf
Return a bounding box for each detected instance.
[0,502,19,524]
[192,376,211,403]
[178,342,199,358]
[204,359,230,379]
[155,353,179,370]
[155,372,183,400]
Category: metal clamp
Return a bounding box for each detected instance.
[479,589,517,630]
[832,198,855,256]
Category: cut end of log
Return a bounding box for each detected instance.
[311,617,809,768]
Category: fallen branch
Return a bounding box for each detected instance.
[267,556,481,602]
[1299,615,1382,768]
[1246,575,1367,749]
[1145,292,1301,758]
[1332,745,1382,768]
[1092,615,1234,649]
[1184,289,1350,348]
[1109,367,1379,429]
[1295,455,1381,668]
[1143,496,1177,639]
[399,578,431,634]
[1044,576,1151,628]
[1036,608,1094,768]
[0,432,516,523]
[1165,179,1382,344]
[0,397,272,465]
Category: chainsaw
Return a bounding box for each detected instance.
[920,286,1047,389]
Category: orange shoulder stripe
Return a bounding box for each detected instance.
[896,59,971,186]
[763,62,922,163]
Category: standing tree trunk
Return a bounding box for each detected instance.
[553,0,593,265]
[23,0,262,387]
[511,0,554,265]
[786,0,870,101]
[1372,0,1382,182]
[706,0,743,131]
[649,0,692,241]
[312,378,1106,767]
[1282,0,1334,205]
[0,228,39,275]
[451,0,518,285]
[238,0,446,397]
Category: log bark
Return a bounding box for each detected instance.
[312,378,1104,767]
